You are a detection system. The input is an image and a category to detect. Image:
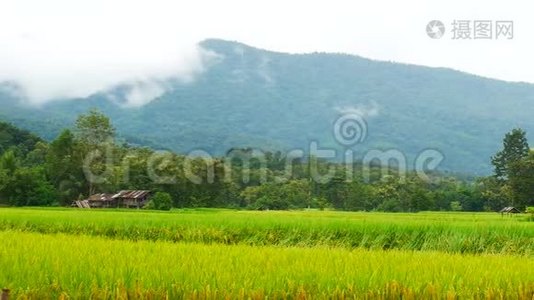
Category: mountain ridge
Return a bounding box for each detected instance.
[1,38,533,174]
[200,38,534,85]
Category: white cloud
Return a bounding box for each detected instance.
[0,28,210,105]
[335,101,380,118]
[0,0,212,105]
[123,81,166,108]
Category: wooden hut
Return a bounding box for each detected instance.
[86,193,117,208]
[112,190,151,208]
[499,206,521,216]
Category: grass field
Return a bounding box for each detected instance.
[0,208,533,299]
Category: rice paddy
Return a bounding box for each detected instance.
[0,208,533,299]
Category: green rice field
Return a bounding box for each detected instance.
[0,208,533,299]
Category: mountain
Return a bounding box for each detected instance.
[1,39,533,174]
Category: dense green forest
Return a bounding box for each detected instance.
[1,39,534,174]
[1,109,532,211]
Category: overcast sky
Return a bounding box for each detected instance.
[1,0,533,105]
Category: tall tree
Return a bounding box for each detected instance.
[75,109,115,146]
[491,128,530,181]
[46,129,84,203]
[0,149,18,176]
[74,109,116,195]
[508,151,534,207]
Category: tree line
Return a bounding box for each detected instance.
[0,110,532,211]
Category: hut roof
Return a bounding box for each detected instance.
[499,206,521,213]
[86,193,115,202]
[112,190,151,199]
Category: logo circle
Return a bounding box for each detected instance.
[333,114,368,146]
[426,20,445,39]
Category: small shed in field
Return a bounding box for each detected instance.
[499,206,521,215]
[112,190,151,208]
